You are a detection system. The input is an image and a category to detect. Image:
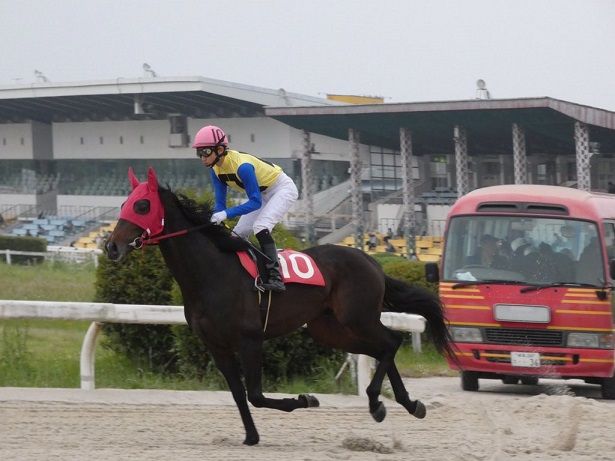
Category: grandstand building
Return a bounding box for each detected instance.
[3,75,615,254]
[0,76,359,229]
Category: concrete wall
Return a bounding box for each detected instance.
[0,193,36,208]
[53,120,172,159]
[0,123,33,159]
[50,116,353,162]
[426,205,450,236]
[58,195,124,208]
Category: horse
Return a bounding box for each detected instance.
[105,167,455,446]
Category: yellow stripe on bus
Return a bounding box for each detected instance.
[445,304,491,310]
[449,321,501,327]
[561,299,610,305]
[547,326,615,332]
[440,287,481,292]
[556,309,612,316]
[454,352,474,357]
[563,293,605,297]
[440,294,485,300]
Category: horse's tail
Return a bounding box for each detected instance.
[383,275,457,361]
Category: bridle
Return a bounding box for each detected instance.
[127,223,211,249]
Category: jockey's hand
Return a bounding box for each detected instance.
[210,211,227,225]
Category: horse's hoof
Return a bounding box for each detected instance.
[299,394,320,408]
[411,400,426,419]
[370,401,387,422]
[243,433,260,446]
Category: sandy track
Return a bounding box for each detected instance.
[1,378,614,461]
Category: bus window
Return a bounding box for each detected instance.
[443,216,603,285]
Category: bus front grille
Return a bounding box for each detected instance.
[485,328,563,347]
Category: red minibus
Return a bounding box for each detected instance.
[427,185,615,398]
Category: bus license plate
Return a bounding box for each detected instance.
[511,352,540,368]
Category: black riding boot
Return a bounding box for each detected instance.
[256,229,285,293]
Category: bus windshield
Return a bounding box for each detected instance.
[442,216,604,286]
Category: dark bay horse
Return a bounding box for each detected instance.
[105,167,455,445]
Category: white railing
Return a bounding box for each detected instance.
[0,300,425,395]
[0,248,101,266]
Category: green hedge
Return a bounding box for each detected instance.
[0,235,46,264]
[95,246,178,373]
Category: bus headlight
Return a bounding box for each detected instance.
[567,332,615,349]
[451,326,483,343]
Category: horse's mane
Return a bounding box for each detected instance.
[159,186,251,253]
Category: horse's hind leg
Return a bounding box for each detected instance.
[386,362,426,418]
[239,334,320,412]
[211,351,260,445]
[360,327,403,422]
[308,314,425,421]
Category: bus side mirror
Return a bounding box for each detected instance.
[609,259,615,280]
[425,262,440,283]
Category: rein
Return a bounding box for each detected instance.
[128,223,210,249]
[127,222,267,260]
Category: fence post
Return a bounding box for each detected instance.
[80,322,103,390]
[6,249,11,265]
[356,354,374,397]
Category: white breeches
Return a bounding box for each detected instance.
[233,172,298,238]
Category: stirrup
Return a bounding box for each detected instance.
[260,279,286,293]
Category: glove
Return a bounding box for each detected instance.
[210,211,227,224]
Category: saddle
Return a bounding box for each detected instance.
[237,248,325,288]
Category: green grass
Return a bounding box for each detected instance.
[0,261,453,390]
[395,339,457,377]
[0,260,96,301]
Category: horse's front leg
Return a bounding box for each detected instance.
[240,334,320,411]
[211,352,260,445]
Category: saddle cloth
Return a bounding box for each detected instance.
[237,249,325,286]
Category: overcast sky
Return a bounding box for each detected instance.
[1,0,614,110]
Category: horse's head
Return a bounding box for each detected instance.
[105,167,165,262]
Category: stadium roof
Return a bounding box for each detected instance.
[0,76,338,123]
[265,97,615,155]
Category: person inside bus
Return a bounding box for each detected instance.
[577,237,604,285]
[465,234,507,268]
[536,241,572,282]
[509,237,533,274]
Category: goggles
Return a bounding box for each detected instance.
[196,145,225,158]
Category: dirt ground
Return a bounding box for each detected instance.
[1,377,614,461]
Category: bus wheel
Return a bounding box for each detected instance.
[461,371,479,391]
[601,375,615,399]
[502,376,519,385]
[521,377,539,385]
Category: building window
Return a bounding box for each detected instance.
[369,146,402,194]
[429,155,450,190]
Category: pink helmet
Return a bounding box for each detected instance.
[192,125,228,148]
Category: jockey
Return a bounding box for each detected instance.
[193,125,299,292]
